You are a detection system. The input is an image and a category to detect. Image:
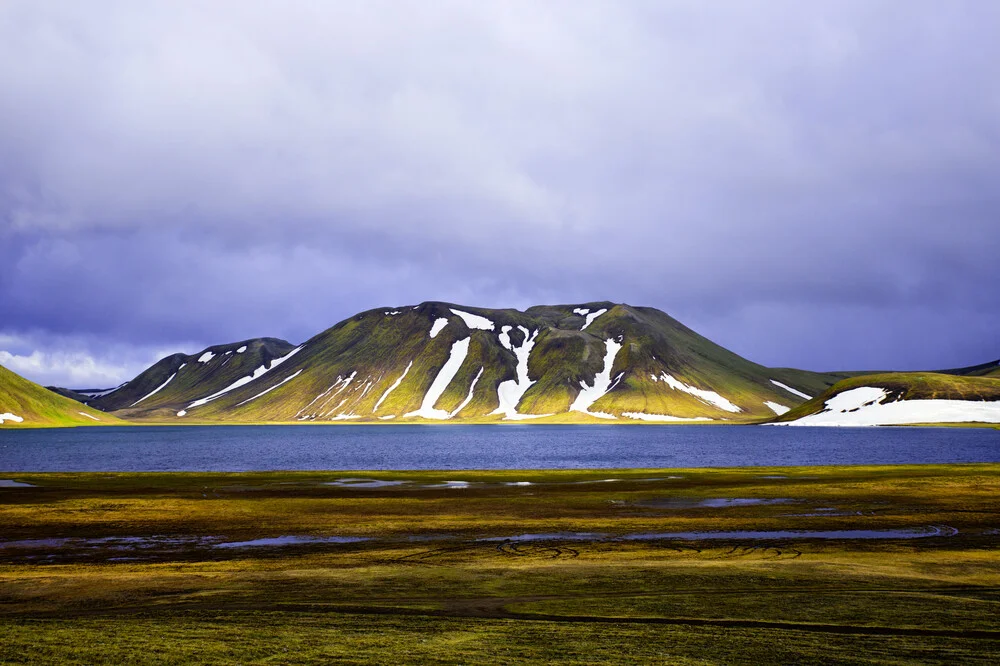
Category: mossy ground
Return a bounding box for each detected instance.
[1,465,999,663]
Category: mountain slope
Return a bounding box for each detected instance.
[93,302,836,424]
[0,365,126,428]
[771,372,1000,426]
[83,338,297,419]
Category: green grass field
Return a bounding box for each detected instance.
[1,466,998,663]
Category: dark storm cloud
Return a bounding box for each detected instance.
[1,1,998,385]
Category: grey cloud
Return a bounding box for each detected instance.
[1,0,998,383]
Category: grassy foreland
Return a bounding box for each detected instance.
[0,365,125,428]
[1,465,999,663]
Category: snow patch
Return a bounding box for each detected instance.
[451,308,495,331]
[236,346,247,354]
[0,413,24,424]
[764,401,790,415]
[622,412,711,422]
[384,310,401,315]
[774,387,1000,426]
[405,338,471,420]
[657,373,742,413]
[185,346,303,411]
[374,362,412,413]
[236,370,303,407]
[429,318,449,338]
[130,373,176,407]
[176,410,187,417]
[379,415,396,420]
[770,380,812,400]
[572,307,590,316]
[491,327,544,420]
[570,338,624,417]
[331,414,361,421]
[78,411,100,421]
[580,308,607,330]
[198,351,216,364]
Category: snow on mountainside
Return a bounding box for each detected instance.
[63,302,837,424]
[45,302,999,426]
[772,372,1000,426]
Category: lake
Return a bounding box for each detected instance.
[0,424,997,471]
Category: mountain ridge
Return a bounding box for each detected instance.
[58,301,833,424]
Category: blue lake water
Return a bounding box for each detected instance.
[0,424,997,472]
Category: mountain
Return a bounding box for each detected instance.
[75,302,836,424]
[0,364,126,428]
[771,371,1000,426]
[82,338,297,418]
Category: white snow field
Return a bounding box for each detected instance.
[184,346,304,412]
[570,338,624,419]
[405,338,471,420]
[652,372,742,413]
[579,308,607,330]
[775,386,1000,426]
[130,373,176,407]
[198,351,216,364]
[450,308,495,331]
[0,413,24,424]
[373,361,412,413]
[236,369,304,407]
[492,326,546,420]
[764,401,790,415]
[77,412,101,421]
[429,318,449,338]
[622,412,711,422]
[236,346,247,353]
[770,379,812,400]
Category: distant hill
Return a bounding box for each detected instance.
[771,371,1000,426]
[0,364,126,428]
[64,302,838,424]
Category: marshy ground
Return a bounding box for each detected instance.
[1,465,998,663]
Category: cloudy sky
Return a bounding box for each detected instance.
[2,1,998,387]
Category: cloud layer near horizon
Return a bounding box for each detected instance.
[2,1,998,386]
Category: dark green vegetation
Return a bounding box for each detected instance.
[0,365,124,428]
[1,466,998,663]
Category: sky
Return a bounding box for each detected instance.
[1,1,999,388]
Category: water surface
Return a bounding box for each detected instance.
[0,424,996,472]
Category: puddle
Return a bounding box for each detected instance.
[424,481,471,489]
[480,532,609,542]
[214,535,368,549]
[636,498,795,509]
[620,526,958,541]
[0,535,217,551]
[0,480,34,488]
[325,478,408,489]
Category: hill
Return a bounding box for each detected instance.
[771,372,1000,426]
[0,365,126,428]
[76,302,836,424]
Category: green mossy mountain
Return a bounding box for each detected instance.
[72,302,847,424]
[0,365,126,428]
